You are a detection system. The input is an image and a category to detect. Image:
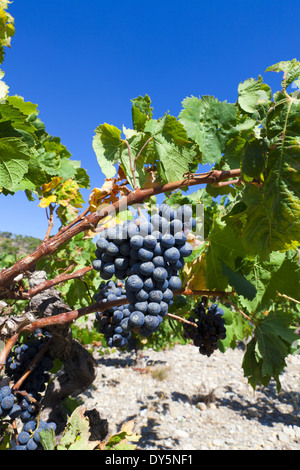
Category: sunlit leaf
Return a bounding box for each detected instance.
[0,137,30,190]
[38,194,56,208]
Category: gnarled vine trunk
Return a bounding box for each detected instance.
[1,271,100,435]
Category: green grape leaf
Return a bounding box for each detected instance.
[205,219,247,290]
[119,131,155,188]
[57,157,90,187]
[74,166,90,188]
[57,406,98,450]
[218,305,249,351]
[242,311,298,390]
[222,263,257,300]
[39,428,56,451]
[0,4,15,64]
[238,75,272,114]
[241,137,268,180]
[144,114,198,182]
[0,103,38,139]
[6,95,39,118]
[239,251,300,313]
[240,97,300,256]
[0,137,31,190]
[131,94,153,131]
[14,151,47,190]
[38,151,60,175]
[293,79,300,90]
[64,278,90,309]
[43,136,72,159]
[93,102,198,186]
[92,123,123,179]
[179,95,238,164]
[266,59,300,89]
[216,135,246,171]
[58,157,78,181]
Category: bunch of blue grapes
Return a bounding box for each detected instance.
[93,204,194,342]
[0,382,52,437]
[0,385,23,421]
[10,418,57,450]
[5,329,54,404]
[94,280,131,348]
[17,394,40,423]
[0,328,58,450]
[0,382,58,450]
[183,298,227,357]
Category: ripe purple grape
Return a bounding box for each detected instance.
[129,311,145,328]
[17,432,30,445]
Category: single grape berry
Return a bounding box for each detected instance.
[17,431,30,445]
[129,311,145,328]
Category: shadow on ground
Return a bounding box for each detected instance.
[215,384,300,427]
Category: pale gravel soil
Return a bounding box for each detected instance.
[79,343,300,450]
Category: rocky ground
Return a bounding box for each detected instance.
[79,343,300,451]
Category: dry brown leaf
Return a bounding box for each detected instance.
[120,419,135,435]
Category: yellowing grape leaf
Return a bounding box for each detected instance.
[56,179,84,208]
[38,194,56,208]
[105,419,141,450]
[97,214,123,231]
[120,419,135,435]
[181,252,207,291]
[41,176,63,193]
[89,179,115,212]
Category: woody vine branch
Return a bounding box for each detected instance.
[0,167,241,292]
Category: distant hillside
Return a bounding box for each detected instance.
[0,232,42,267]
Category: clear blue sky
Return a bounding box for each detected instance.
[0,0,299,239]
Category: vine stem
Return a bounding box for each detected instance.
[21,298,128,333]
[135,137,153,164]
[276,291,300,305]
[177,288,232,297]
[0,167,241,292]
[0,333,19,369]
[0,298,124,367]
[10,281,230,302]
[211,178,242,188]
[44,204,55,241]
[125,137,153,191]
[167,313,197,327]
[58,206,91,236]
[224,297,254,324]
[124,140,138,190]
[0,266,93,301]
[0,287,235,365]
[25,266,93,300]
